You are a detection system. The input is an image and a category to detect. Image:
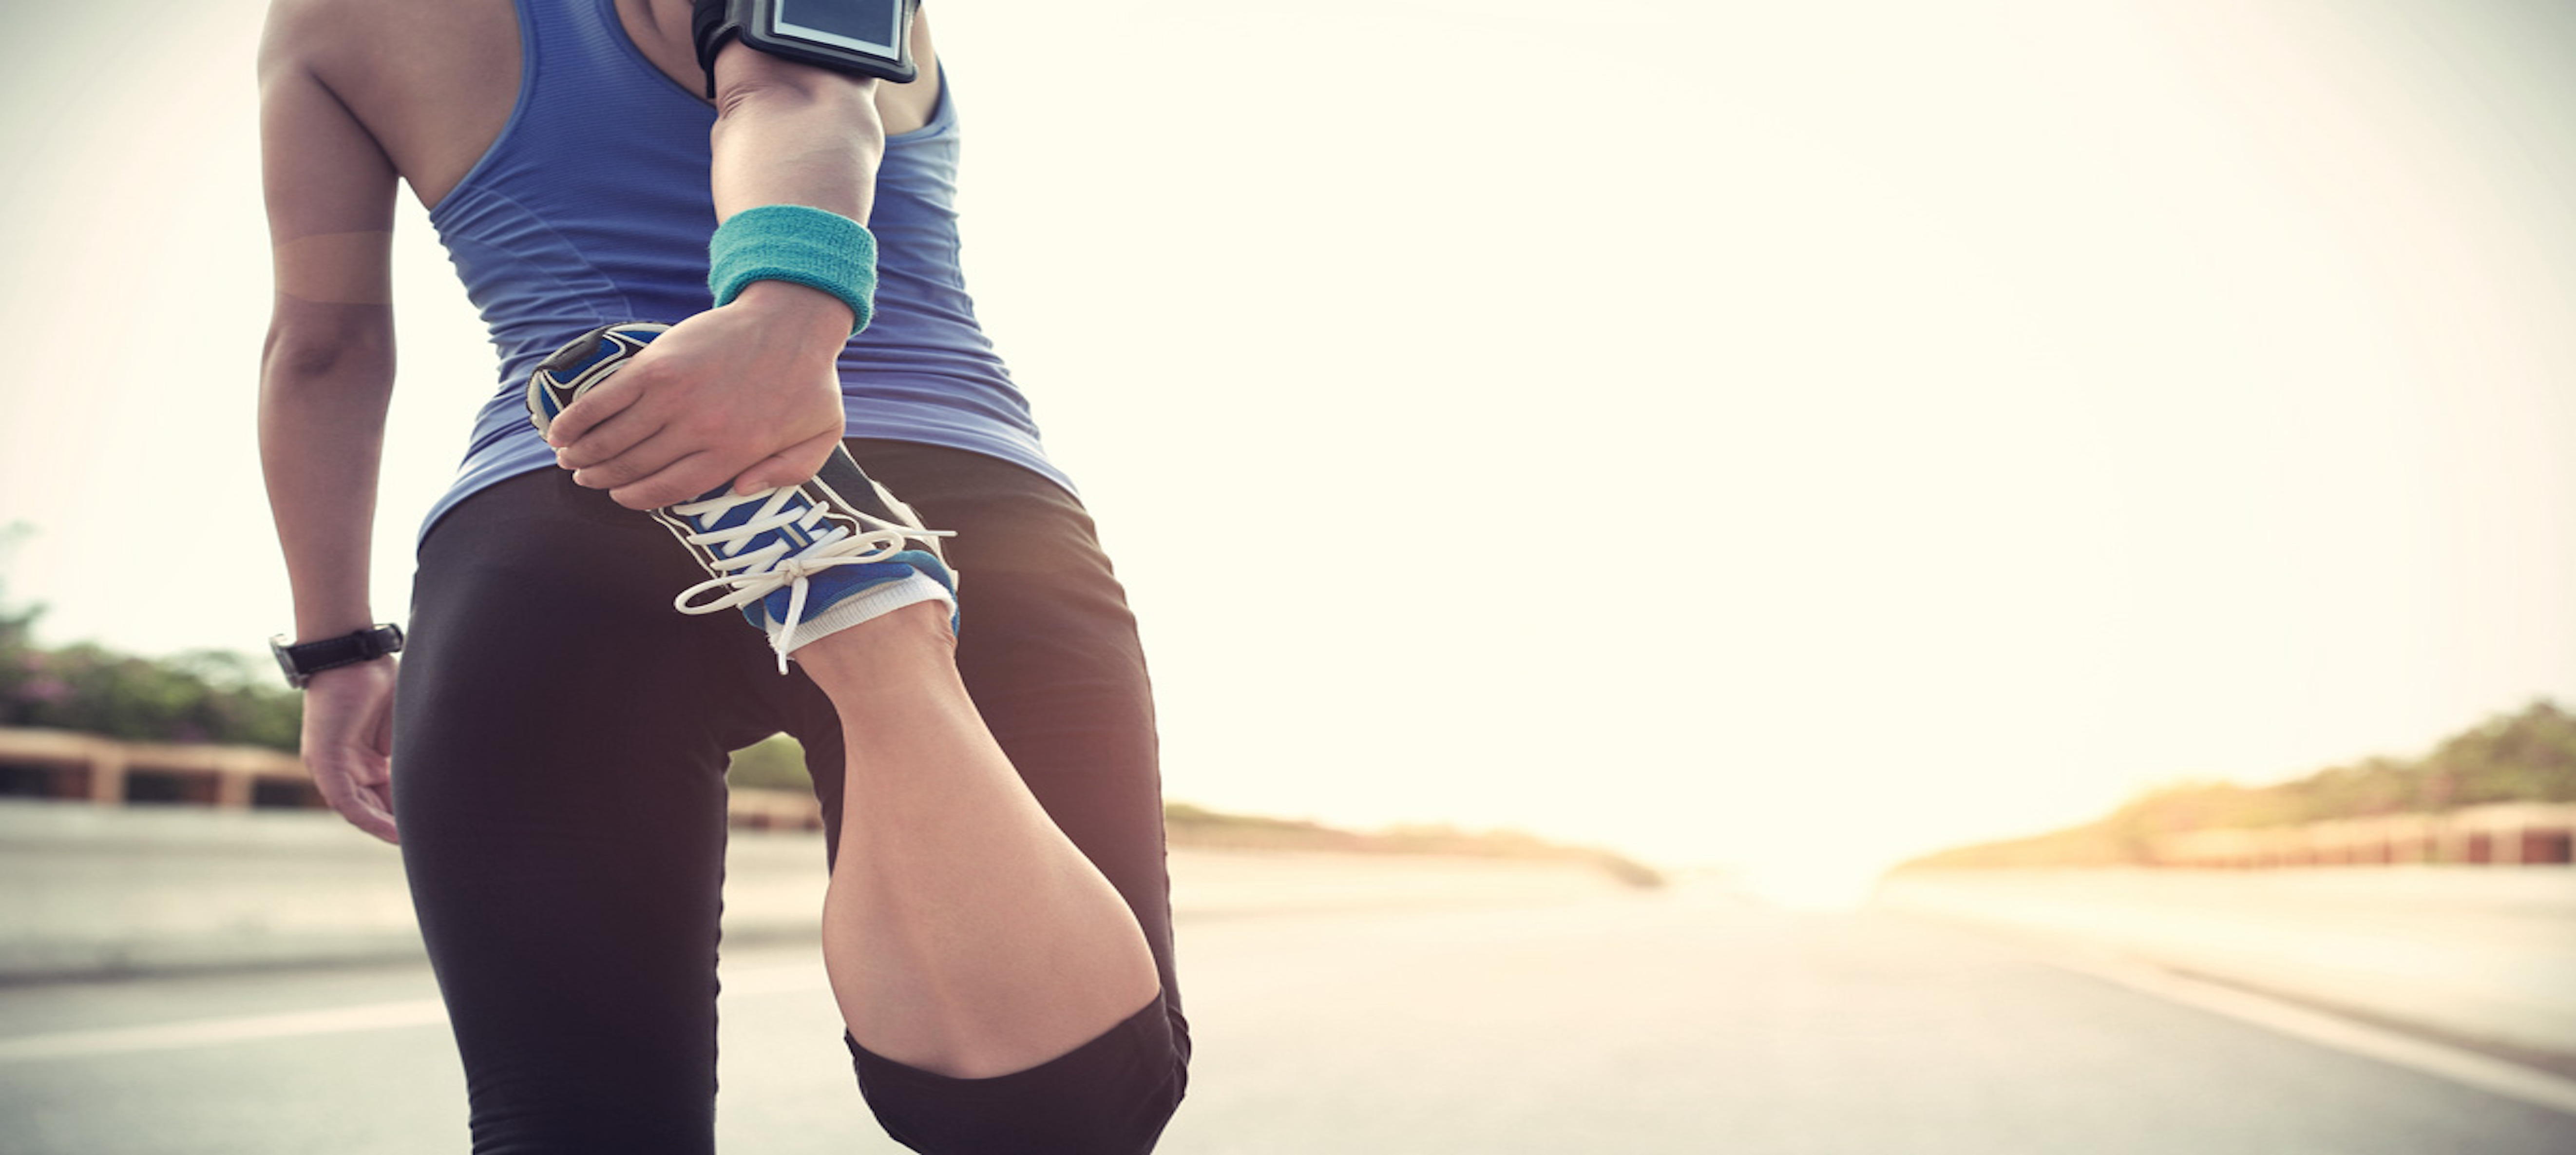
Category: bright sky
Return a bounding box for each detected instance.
[5,0,2574,903]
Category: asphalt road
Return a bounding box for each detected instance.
[4,882,2573,1154]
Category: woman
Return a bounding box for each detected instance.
[257,1,1187,1149]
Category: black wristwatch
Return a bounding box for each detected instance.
[269,624,405,689]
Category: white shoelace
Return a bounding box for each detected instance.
[668,485,950,669]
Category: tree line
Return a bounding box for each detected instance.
[1903,699,2576,869]
[0,599,304,751]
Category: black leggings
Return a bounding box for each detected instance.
[391,441,1188,1154]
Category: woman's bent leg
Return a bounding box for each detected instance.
[791,442,1190,1155]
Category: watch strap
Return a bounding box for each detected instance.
[275,624,404,687]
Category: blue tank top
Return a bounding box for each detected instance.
[420,0,1067,540]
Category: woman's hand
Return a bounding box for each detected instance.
[301,657,400,844]
[539,283,854,510]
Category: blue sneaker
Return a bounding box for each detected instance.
[528,322,958,671]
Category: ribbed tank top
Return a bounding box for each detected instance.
[420,0,1065,541]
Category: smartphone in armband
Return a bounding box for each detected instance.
[723,0,919,85]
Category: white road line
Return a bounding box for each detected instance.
[0,962,832,1063]
[2046,947,2576,1118]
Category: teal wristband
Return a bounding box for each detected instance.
[708,205,878,334]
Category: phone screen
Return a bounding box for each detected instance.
[768,0,906,61]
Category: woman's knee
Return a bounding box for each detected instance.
[846,999,1187,1155]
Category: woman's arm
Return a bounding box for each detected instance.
[256,8,402,842]
[540,37,893,511]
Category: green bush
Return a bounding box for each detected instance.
[0,599,302,751]
[725,733,813,790]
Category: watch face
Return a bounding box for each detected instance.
[268,634,306,687]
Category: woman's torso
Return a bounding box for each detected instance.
[295,0,1069,539]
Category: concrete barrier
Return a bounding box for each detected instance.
[0,726,828,830]
[2154,804,2576,867]
[0,728,318,808]
[0,799,1623,980]
[1874,866,2576,1058]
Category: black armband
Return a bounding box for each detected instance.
[693,0,919,97]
